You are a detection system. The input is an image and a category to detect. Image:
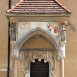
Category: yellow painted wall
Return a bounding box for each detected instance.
[58,0,77,77]
[0,0,8,77]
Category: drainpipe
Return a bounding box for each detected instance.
[7,0,11,77]
[9,0,11,9]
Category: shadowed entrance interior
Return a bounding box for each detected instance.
[30,59,49,77]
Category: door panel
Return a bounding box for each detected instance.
[30,59,49,77]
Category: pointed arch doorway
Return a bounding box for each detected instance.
[12,27,61,77]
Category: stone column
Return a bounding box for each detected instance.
[60,45,65,77]
[13,59,17,77]
[60,42,65,77]
[60,58,64,77]
[49,59,52,77]
[49,57,55,77]
[24,58,30,77]
[60,21,66,77]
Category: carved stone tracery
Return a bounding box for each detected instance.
[24,51,55,77]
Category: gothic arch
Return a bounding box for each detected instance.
[12,27,61,59]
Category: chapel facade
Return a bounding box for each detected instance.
[6,0,71,77]
[0,0,77,77]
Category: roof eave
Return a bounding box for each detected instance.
[6,13,71,17]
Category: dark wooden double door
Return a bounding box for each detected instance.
[30,59,49,77]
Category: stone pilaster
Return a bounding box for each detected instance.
[60,58,64,77]
[13,59,17,77]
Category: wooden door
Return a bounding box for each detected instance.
[30,59,49,77]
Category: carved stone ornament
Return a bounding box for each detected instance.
[61,23,66,43]
[9,22,16,41]
[24,51,55,77]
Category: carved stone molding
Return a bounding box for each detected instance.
[24,59,30,77]
[24,51,55,77]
